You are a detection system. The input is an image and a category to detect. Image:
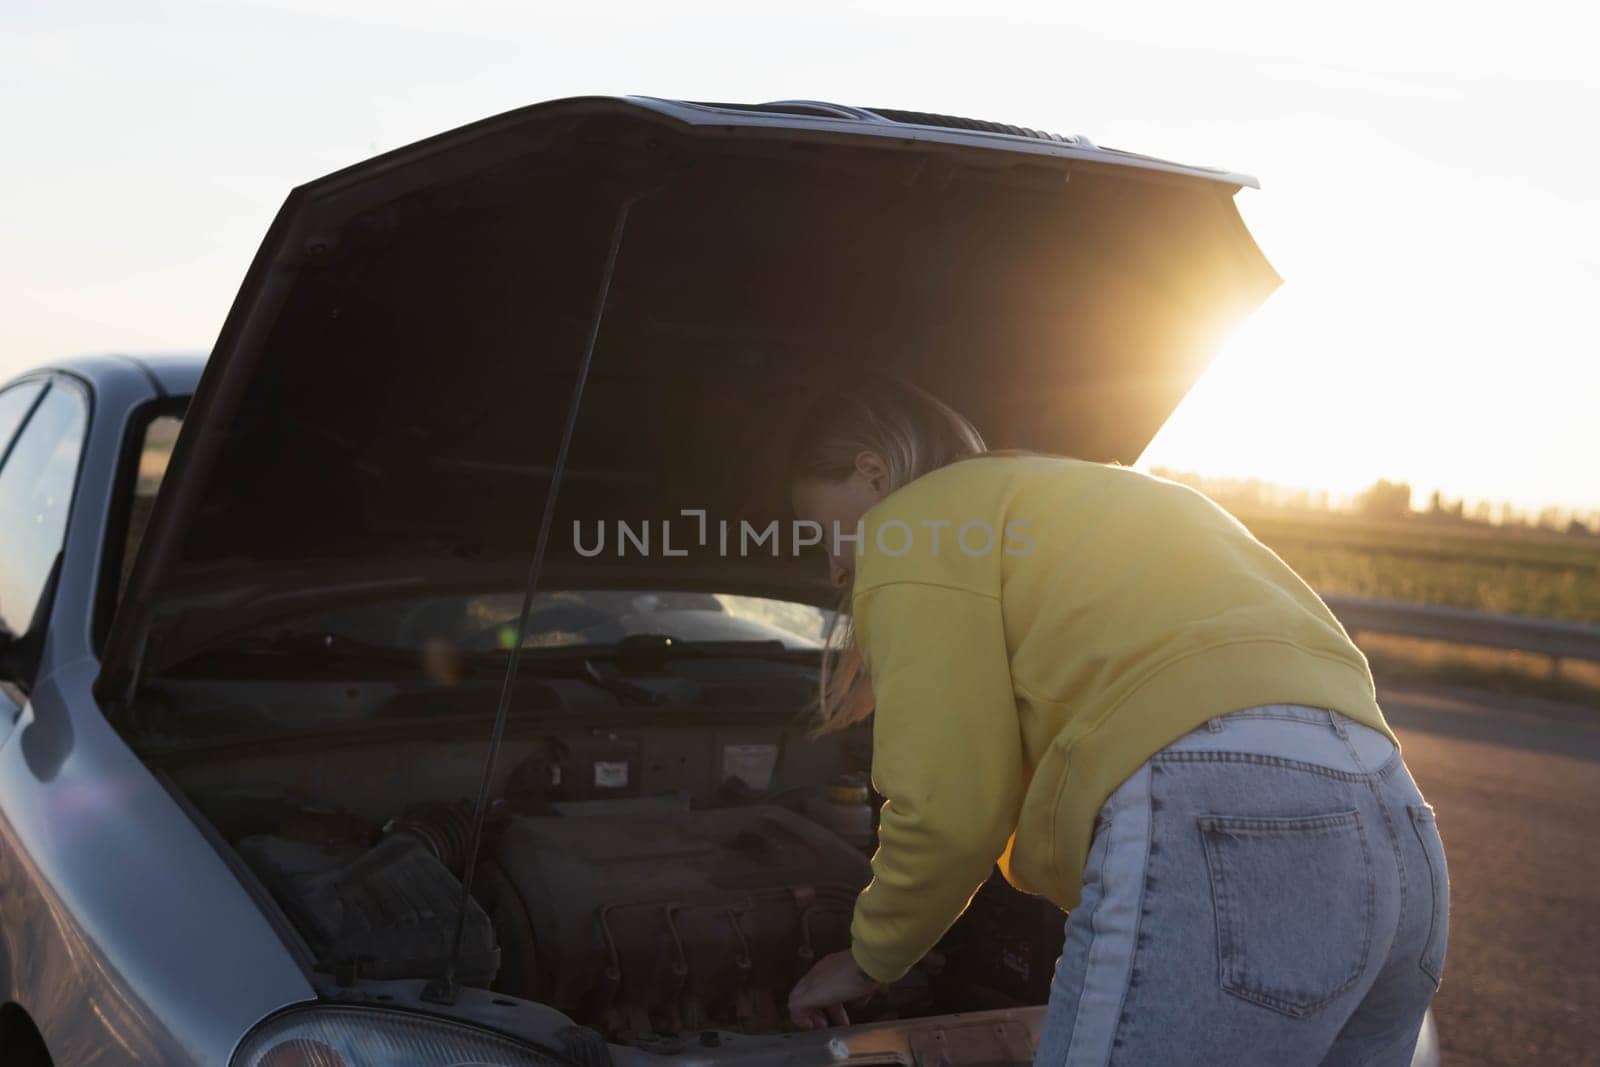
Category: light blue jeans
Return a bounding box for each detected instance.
[1033,705,1448,1066]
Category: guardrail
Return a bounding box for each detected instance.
[1322,595,1600,667]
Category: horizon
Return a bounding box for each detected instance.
[1145,465,1600,529]
[4,1,1595,512]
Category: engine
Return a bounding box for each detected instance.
[479,796,871,1036]
[209,725,1064,1043]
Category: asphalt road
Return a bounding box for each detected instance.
[1381,684,1600,1067]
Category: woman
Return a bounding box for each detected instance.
[782,376,1448,1066]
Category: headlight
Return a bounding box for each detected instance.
[232,1006,564,1067]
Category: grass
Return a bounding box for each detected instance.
[1357,632,1600,711]
[1218,508,1600,705]
[1234,510,1600,624]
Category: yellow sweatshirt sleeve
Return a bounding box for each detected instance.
[847,580,1025,983]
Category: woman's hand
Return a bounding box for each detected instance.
[788,948,882,1030]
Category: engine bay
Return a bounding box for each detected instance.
[170,716,1064,1044]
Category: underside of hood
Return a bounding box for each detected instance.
[100,95,1280,696]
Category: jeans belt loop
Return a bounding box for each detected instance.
[1327,708,1349,738]
[1206,716,1226,733]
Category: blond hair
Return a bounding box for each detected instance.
[784,374,986,735]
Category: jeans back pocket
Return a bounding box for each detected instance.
[1408,803,1449,986]
[1200,809,1375,1018]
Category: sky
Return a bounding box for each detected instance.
[3,0,1596,512]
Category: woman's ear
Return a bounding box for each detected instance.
[854,450,889,495]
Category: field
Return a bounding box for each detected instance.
[1234,510,1600,624]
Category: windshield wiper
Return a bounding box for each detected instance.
[206,631,419,666]
[511,633,817,669]
[493,637,818,706]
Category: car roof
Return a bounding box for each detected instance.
[16,352,205,397]
[126,352,206,395]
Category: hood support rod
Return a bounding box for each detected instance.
[426,190,643,1004]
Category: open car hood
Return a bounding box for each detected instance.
[99,95,1279,699]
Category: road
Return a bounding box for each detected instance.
[1381,684,1600,1067]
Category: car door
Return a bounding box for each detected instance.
[0,376,88,741]
[0,366,315,1065]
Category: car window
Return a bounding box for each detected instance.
[0,380,46,463]
[116,414,183,602]
[0,382,89,636]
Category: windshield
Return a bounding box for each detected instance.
[249,589,829,656]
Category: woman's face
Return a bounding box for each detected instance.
[789,451,889,589]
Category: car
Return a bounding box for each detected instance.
[0,95,1439,1065]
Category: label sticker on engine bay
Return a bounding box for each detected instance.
[722,743,779,791]
[593,761,630,788]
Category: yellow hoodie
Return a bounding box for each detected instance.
[845,454,1396,983]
